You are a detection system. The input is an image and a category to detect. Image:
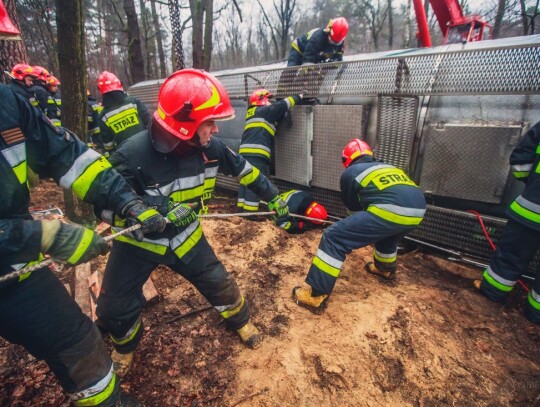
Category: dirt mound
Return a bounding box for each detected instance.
[2,184,540,406]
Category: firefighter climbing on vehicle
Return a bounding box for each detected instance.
[0,83,167,406]
[97,71,150,154]
[287,17,348,66]
[95,69,290,376]
[275,189,328,234]
[46,75,62,127]
[473,120,540,325]
[292,138,426,314]
[5,63,37,104]
[237,88,303,213]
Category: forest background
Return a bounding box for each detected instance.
[10,0,540,93]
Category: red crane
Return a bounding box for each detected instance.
[413,0,492,47]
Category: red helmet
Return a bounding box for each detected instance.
[328,17,349,44]
[304,202,328,225]
[342,138,373,168]
[153,69,234,147]
[32,66,51,83]
[48,75,60,86]
[97,71,123,94]
[250,88,272,106]
[9,63,37,80]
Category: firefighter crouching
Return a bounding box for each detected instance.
[0,84,167,406]
[276,189,328,234]
[237,88,302,213]
[96,69,290,376]
[474,120,540,325]
[97,71,150,154]
[292,139,427,314]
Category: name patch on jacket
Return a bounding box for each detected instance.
[1,127,24,145]
[372,170,416,190]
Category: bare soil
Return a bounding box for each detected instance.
[2,179,540,406]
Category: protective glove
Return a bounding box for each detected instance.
[167,202,199,228]
[268,196,289,219]
[122,200,167,241]
[41,220,109,266]
[142,195,173,216]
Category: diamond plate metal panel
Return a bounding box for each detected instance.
[311,105,370,191]
[376,96,418,170]
[214,40,540,98]
[419,123,521,203]
[411,206,506,258]
[274,106,312,186]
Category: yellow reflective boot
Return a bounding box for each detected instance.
[473,279,482,291]
[365,262,395,280]
[292,285,328,315]
[236,322,263,349]
[111,350,134,377]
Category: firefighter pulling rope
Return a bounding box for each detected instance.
[1,211,335,283]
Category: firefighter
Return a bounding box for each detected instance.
[292,139,426,314]
[473,120,540,325]
[30,65,52,114]
[276,190,328,234]
[237,89,302,213]
[287,17,349,66]
[96,69,290,376]
[5,63,37,104]
[97,71,150,154]
[46,75,62,127]
[0,83,167,406]
[87,90,104,153]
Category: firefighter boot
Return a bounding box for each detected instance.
[236,322,263,349]
[473,279,482,291]
[365,262,395,280]
[292,285,328,315]
[111,350,134,377]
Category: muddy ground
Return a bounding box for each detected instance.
[1,179,540,406]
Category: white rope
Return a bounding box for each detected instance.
[1,210,336,283]
[0,223,142,284]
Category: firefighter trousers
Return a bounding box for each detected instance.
[237,156,269,212]
[0,268,117,405]
[479,218,540,324]
[306,211,416,295]
[97,234,250,354]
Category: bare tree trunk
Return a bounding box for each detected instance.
[403,0,411,48]
[123,0,145,83]
[202,0,213,70]
[139,0,150,79]
[492,0,506,38]
[55,0,94,225]
[0,0,28,79]
[388,0,394,48]
[151,0,167,77]
[190,0,203,68]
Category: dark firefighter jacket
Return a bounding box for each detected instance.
[278,190,314,233]
[239,96,301,162]
[87,97,103,149]
[0,84,141,278]
[8,80,36,106]
[30,83,50,114]
[507,120,540,231]
[99,91,150,152]
[292,27,344,65]
[106,131,279,264]
[340,156,426,226]
[47,89,61,127]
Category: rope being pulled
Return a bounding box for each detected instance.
[1,211,336,283]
